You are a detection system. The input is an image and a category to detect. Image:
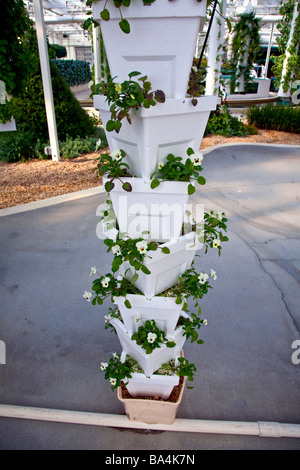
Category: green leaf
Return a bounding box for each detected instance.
[141,265,151,275]
[105,180,115,193]
[150,179,160,190]
[131,273,138,284]
[122,182,132,192]
[106,120,116,132]
[100,8,110,21]
[188,183,196,195]
[197,176,206,185]
[119,18,130,34]
[124,299,132,309]
[186,147,195,156]
[128,71,141,78]
[161,247,170,254]
[166,341,176,348]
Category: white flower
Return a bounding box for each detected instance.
[101,277,110,288]
[210,269,217,280]
[117,275,123,287]
[158,162,164,170]
[135,315,142,322]
[203,319,208,326]
[198,272,209,284]
[112,244,121,256]
[109,378,117,386]
[136,240,148,254]
[112,352,118,358]
[147,332,157,344]
[111,149,123,161]
[104,315,110,323]
[89,266,97,276]
[100,362,108,371]
[193,151,204,166]
[213,239,220,248]
[83,291,92,302]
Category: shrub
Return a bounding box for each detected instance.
[12,60,95,142]
[205,105,258,137]
[0,131,36,162]
[246,104,300,133]
[53,59,92,86]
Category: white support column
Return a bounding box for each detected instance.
[33,0,60,162]
[92,25,101,85]
[264,22,274,79]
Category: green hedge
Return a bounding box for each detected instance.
[205,105,257,137]
[53,59,92,86]
[246,104,300,134]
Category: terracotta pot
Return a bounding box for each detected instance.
[117,376,186,424]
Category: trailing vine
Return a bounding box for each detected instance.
[272,0,300,94]
[229,11,261,94]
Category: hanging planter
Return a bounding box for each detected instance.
[119,351,180,399]
[114,294,187,336]
[109,317,186,377]
[118,231,198,298]
[94,95,218,180]
[91,0,207,99]
[103,176,191,241]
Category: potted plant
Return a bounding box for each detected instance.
[85,0,229,425]
[87,0,208,99]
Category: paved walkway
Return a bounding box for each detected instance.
[0,144,299,450]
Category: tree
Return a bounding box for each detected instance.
[0,0,33,97]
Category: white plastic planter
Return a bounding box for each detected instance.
[110,317,186,377]
[0,118,16,132]
[119,231,198,298]
[120,352,180,399]
[94,95,218,181]
[92,0,207,99]
[103,176,190,242]
[114,294,185,336]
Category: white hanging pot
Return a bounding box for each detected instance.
[114,294,185,336]
[120,351,180,399]
[94,95,218,181]
[92,0,207,99]
[110,318,186,377]
[103,176,190,242]
[119,231,198,298]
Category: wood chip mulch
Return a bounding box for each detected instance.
[0,129,299,209]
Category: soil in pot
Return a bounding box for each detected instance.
[120,376,185,403]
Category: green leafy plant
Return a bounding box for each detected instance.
[131,320,176,354]
[150,148,206,196]
[53,59,92,87]
[84,269,138,309]
[162,356,198,386]
[271,0,300,94]
[103,234,170,281]
[246,104,300,134]
[95,148,133,192]
[178,311,206,345]
[187,58,208,105]
[100,352,133,390]
[91,71,165,133]
[205,104,258,137]
[0,100,14,124]
[229,11,261,94]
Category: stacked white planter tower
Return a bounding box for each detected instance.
[92,0,218,423]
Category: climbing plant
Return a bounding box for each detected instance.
[229,11,261,94]
[272,0,300,95]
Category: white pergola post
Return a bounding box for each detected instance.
[92,25,101,85]
[33,0,60,161]
[263,22,274,79]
